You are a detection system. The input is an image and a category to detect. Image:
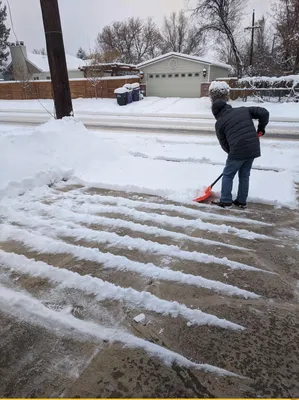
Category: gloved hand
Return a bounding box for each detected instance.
[257,128,265,137]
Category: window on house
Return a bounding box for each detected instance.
[161,74,166,78]
[155,74,160,78]
[188,73,193,77]
[46,76,50,80]
[168,74,172,78]
[195,73,200,77]
[181,73,186,77]
[149,74,154,78]
[174,74,179,78]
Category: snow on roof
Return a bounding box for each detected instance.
[27,52,86,72]
[82,59,137,68]
[137,52,231,70]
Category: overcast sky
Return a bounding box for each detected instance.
[5,0,273,57]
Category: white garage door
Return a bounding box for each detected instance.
[146,72,203,98]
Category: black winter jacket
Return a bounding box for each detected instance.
[212,100,270,159]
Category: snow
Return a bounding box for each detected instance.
[209,81,230,92]
[134,313,146,323]
[0,249,253,325]
[0,118,298,208]
[0,97,298,125]
[131,82,140,89]
[114,87,128,94]
[1,204,267,270]
[137,52,231,70]
[27,52,86,72]
[0,285,238,376]
[239,74,299,88]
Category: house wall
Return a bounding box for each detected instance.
[209,65,230,81]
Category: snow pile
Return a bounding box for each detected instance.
[0,118,127,197]
[209,81,230,103]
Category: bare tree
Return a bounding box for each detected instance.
[272,0,299,74]
[32,48,47,55]
[96,17,162,64]
[86,69,103,99]
[13,62,34,99]
[85,56,106,99]
[193,0,245,77]
[161,10,204,55]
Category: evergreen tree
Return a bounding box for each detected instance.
[0,1,10,72]
[76,47,87,60]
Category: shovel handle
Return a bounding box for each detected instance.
[211,173,223,188]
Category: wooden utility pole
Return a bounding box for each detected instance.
[245,10,260,67]
[40,0,73,119]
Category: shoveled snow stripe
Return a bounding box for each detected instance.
[0,224,261,298]
[56,189,271,226]
[2,201,249,251]
[0,251,249,327]
[0,285,239,376]
[1,206,260,272]
[54,199,272,240]
[14,210,263,273]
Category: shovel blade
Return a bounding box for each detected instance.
[193,186,212,203]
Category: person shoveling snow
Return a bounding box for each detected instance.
[208,99,269,209]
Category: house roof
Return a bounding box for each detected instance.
[82,60,137,68]
[27,52,86,72]
[5,51,86,72]
[137,52,231,70]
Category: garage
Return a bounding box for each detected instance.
[138,52,231,98]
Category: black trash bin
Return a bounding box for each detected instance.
[114,87,128,106]
[132,82,140,102]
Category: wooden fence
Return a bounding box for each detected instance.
[0,77,140,100]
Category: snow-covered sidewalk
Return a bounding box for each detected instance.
[0,97,298,121]
[1,118,298,207]
[0,97,298,134]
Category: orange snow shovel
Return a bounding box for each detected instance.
[193,132,264,203]
[193,173,223,203]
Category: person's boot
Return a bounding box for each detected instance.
[233,200,247,209]
[211,201,232,208]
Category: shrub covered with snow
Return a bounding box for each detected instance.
[239,75,299,89]
[209,81,230,103]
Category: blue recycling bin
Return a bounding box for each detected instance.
[132,87,140,101]
[126,89,133,104]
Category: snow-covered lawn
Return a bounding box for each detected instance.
[0,118,298,207]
